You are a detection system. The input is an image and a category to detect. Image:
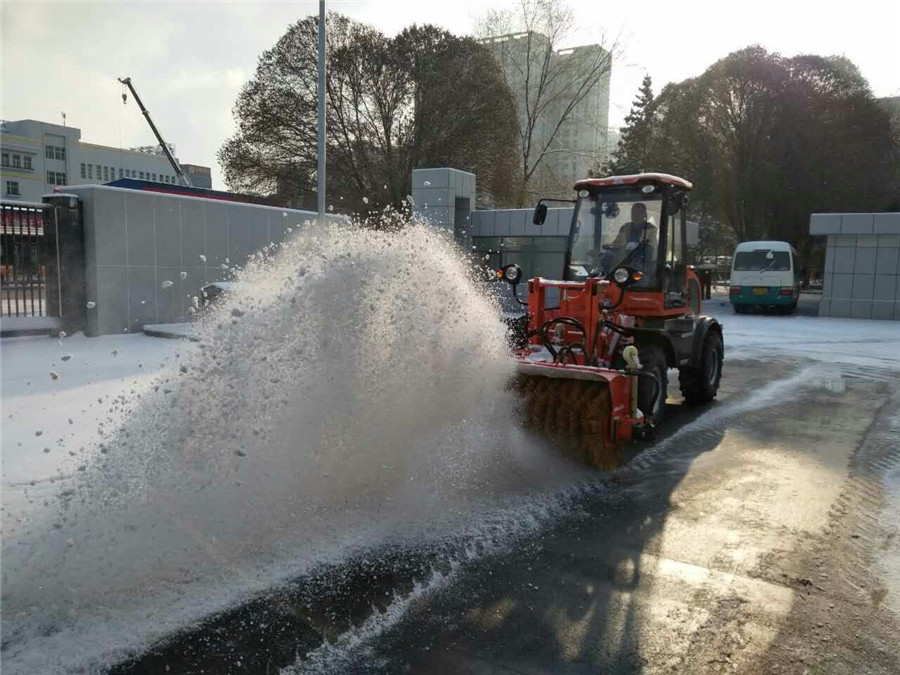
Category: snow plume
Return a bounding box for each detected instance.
[2,220,561,673]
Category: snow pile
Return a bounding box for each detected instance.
[1,221,572,673]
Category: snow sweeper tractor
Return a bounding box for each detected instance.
[498,173,724,470]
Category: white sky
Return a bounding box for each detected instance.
[3,0,898,190]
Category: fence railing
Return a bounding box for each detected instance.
[1,201,55,317]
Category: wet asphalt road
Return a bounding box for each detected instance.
[113,352,900,674]
[337,358,900,674]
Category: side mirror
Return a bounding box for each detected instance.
[612,266,643,288]
[667,196,682,215]
[533,203,547,225]
[498,263,523,285]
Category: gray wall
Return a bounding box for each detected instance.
[62,185,321,335]
[471,207,573,238]
[811,212,900,320]
[411,168,475,240]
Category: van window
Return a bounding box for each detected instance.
[734,250,790,271]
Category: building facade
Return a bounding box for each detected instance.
[0,119,210,203]
[483,32,611,196]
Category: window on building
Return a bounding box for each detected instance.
[24,156,32,170]
[96,165,101,177]
[1,152,8,167]
[125,169,130,178]
[152,173,157,181]
[81,163,87,179]
[46,146,54,159]
[139,171,145,179]
[118,168,123,179]
[103,166,108,181]
[12,154,21,168]
[55,146,66,160]
[46,171,67,186]
[5,180,20,196]
[87,164,93,179]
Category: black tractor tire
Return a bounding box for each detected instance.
[638,346,668,423]
[679,331,723,405]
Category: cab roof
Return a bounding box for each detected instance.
[573,173,693,191]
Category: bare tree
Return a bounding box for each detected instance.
[219,14,519,213]
[476,0,618,205]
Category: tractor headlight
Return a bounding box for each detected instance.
[501,263,522,285]
[613,267,629,284]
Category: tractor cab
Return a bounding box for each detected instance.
[533,173,697,316]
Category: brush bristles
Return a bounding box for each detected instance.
[512,374,622,470]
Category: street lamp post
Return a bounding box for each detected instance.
[317,0,326,220]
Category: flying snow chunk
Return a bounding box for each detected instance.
[198,254,207,262]
[86,301,96,309]
[59,331,67,338]
[161,280,174,289]
[406,195,415,206]
[424,181,431,186]
[111,350,118,357]
[49,371,60,381]
[362,197,369,204]
[61,354,72,361]
[180,271,188,280]
[328,204,334,212]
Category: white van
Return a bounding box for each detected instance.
[729,241,800,314]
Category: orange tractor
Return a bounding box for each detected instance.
[499,173,724,469]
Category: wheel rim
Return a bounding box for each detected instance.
[706,346,720,385]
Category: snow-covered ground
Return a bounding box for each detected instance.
[2,334,180,486]
[705,297,900,374]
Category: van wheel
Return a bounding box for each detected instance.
[734,304,748,314]
[680,331,723,405]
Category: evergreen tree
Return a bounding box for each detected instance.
[610,75,654,174]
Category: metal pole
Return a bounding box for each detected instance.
[317,0,326,219]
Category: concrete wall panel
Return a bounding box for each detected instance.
[61,184,322,334]
[874,212,900,234]
[875,247,899,275]
[840,213,874,234]
[809,213,841,235]
[125,192,156,266]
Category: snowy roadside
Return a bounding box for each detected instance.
[704,300,900,373]
[2,333,180,487]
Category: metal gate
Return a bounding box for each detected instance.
[1,201,58,318]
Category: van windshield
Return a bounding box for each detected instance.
[734,250,790,271]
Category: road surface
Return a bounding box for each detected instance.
[107,305,900,675]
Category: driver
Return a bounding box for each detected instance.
[588,202,658,276]
[612,203,658,250]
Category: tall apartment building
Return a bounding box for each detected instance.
[0,119,210,203]
[483,32,611,195]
